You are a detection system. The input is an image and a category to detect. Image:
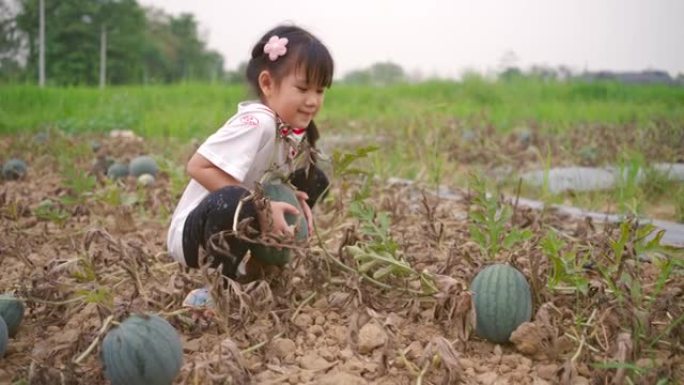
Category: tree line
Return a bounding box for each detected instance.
[1,1,679,87]
[0,0,223,85]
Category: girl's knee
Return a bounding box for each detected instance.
[290,167,329,207]
[212,185,250,200]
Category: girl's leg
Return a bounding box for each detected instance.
[182,186,258,278]
[288,166,329,208]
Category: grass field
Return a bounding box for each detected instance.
[2,79,684,220]
[2,79,683,138]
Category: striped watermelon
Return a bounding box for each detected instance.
[470,264,532,343]
[101,314,183,385]
[0,294,24,337]
[250,181,309,265]
[129,156,158,177]
[0,316,7,358]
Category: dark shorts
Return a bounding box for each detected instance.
[181,166,329,278]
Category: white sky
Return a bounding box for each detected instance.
[138,0,684,79]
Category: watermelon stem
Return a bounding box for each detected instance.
[241,331,285,355]
[73,314,114,364]
[290,291,317,322]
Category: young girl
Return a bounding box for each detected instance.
[167,25,333,286]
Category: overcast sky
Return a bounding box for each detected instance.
[138,0,684,79]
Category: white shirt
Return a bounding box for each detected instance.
[166,101,304,265]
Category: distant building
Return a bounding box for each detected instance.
[579,70,674,85]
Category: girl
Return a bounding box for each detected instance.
[167,25,333,288]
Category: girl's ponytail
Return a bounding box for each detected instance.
[306,120,320,150]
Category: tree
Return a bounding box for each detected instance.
[0,0,25,82]
[9,1,224,85]
[224,60,247,84]
[342,62,406,86]
[342,69,371,85]
[368,62,405,85]
[15,0,146,85]
[94,0,146,85]
[141,8,223,83]
[499,67,523,81]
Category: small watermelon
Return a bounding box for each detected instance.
[90,140,102,153]
[0,316,7,358]
[130,156,158,177]
[101,314,183,385]
[250,181,308,265]
[107,162,129,180]
[470,264,532,343]
[2,158,27,180]
[0,295,24,337]
[33,132,49,144]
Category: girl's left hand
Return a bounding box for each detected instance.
[294,191,314,236]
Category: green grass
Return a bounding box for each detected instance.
[1,79,683,139]
[0,83,248,139]
[2,79,683,222]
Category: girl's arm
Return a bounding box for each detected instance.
[295,191,314,235]
[187,152,300,237]
[186,152,240,192]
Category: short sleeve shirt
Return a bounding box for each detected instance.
[166,101,304,265]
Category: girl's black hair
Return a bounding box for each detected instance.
[246,25,333,149]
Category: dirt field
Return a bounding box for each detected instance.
[1,132,682,385]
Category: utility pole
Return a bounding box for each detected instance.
[99,24,106,89]
[39,0,45,87]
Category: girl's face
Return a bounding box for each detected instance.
[260,67,325,129]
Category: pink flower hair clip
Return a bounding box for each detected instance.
[263,35,288,61]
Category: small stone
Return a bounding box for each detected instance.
[326,311,340,322]
[358,322,387,354]
[404,341,423,360]
[536,363,559,381]
[287,372,300,384]
[500,354,517,367]
[0,369,13,384]
[342,356,366,373]
[294,313,313,328]
[520,356,533,369]
[299,352,331,370]
[532,376,551,385]
[458,357,476,370]
[311,310,324,320]
[184,338,202,352]
[315,315,326,325]
[318,371,368,385]
[271,338,296,359]
[476,372,498,385]
[420,308,434,321]
[318,347,336,361]
[313,296,329,308]
[339,347,354,360]
[300,370,315,382]
[332,325,347,344]
[310,325,325,337]
[510,322,548,357]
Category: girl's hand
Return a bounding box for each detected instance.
[258,201,300,238]
[295,191,314,236]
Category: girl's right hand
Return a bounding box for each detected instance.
[258,201,300,238]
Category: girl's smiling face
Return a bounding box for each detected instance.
[259,67,325,129]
